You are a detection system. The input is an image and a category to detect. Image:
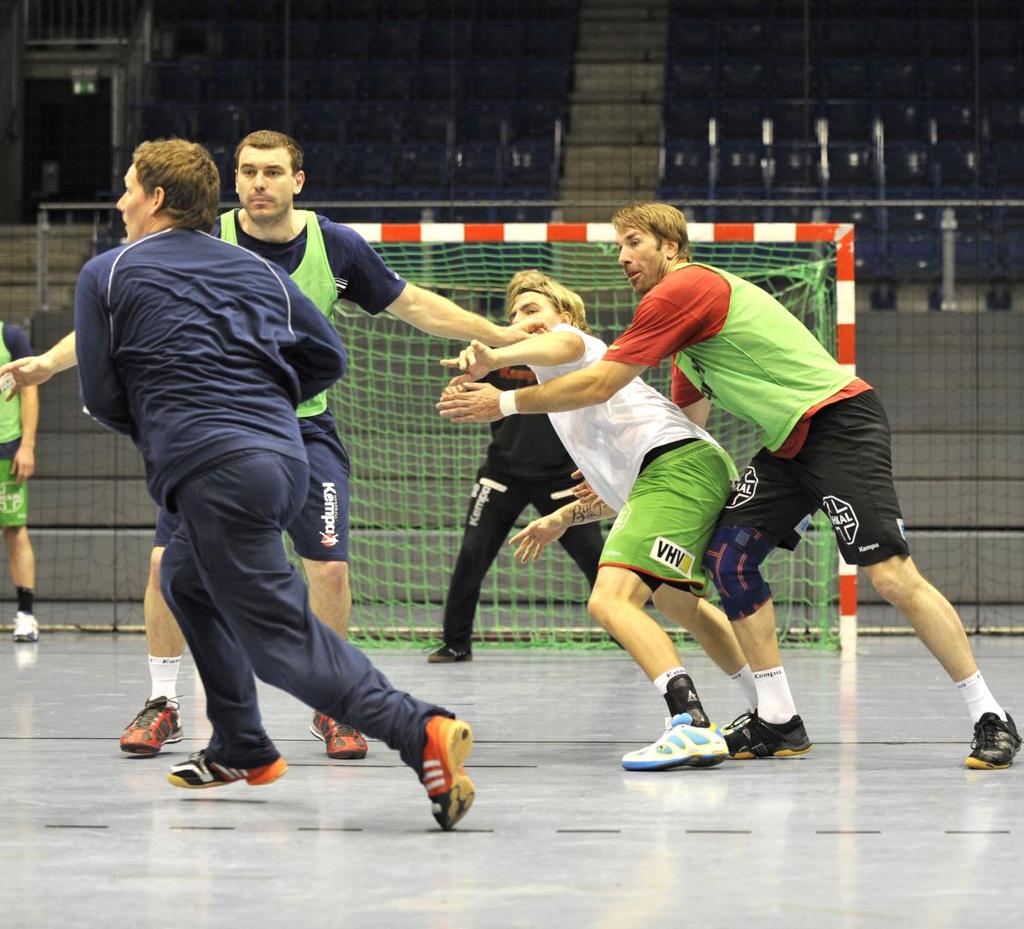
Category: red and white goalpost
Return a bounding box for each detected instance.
[345,220,857,650]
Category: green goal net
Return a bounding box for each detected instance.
[329,224,844,648]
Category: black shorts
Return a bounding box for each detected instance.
[716,390,910,566]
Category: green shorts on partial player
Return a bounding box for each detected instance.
[0,459,28,527]
[600,440,736,594]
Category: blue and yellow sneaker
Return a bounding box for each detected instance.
[621,713,729,771]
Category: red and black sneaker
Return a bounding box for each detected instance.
[167,750,287,789]
[120,697,184,756]
[421,715,475,831]
[310,712,368,759]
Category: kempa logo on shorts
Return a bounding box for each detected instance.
[650,537,695,578]
[823,495,859,545]
[320,482,338,548]
[0,492,21,513]
[725,466,758,509]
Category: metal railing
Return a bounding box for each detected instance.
[23,0,141,45]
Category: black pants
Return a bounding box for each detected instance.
[442,469,604,649]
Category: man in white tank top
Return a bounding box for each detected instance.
[440,271,759,771]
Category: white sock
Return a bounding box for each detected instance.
[752,666,797,723]
[956,671,1005,724]
[149,655,181,702]
[730,663,757,713]
[652,666,688,695]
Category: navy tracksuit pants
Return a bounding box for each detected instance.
[160,449,448,772]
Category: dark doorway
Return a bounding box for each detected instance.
[22,77,111,220]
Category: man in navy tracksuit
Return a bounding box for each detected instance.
[74,139,474,829]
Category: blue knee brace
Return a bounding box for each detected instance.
[703,526,774,620]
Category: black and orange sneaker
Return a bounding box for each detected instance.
[723,710,812,759]
[966,712,1021,769]
[422,715,475,831]
[120,698,184,756]
[167,750,287,789]
[310,712,368,759]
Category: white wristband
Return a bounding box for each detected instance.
[498,390,519,417]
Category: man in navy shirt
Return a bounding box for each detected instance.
[3,129,540,762]
[72,138,474,828]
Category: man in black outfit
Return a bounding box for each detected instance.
[429,364,603,662]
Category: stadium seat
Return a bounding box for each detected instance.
[393,143,449,191]
[357,62,412,102]
[451,144,502,190]
[977,18,1021,57]
[720,19,764,57]
[666,62,716,101]
[194,103,245,147]
[876,60,925,100]
[827,144,879,192]
[519,62,571,101]
[663,101,713,142]
[872,18,920,57]
[666,18,713,58]
[335,142,394,191]
[884,144,934,191]
[368,20,422,61]
[932,104,979,143]
[455,102,506,143]
[411,63,465,102]
[980,58,1022,98]
[338,104,400,145]
[879,102,931,143]
[524,19,575,59]
[419,20,473,60]
[769,143,822,193]
[400,105,453,145]
[821,59,869,99]
[717,101,766,142]
[661,142,711,194]
[466,63,517,101]
[768,102,819,145]
[503,141,556,193]
[887,234,940,281]
[472,20,525,60]
[987,101,1024,142]
[928,58,974,99]
[826,102,874,143]
[922,18,965,58]
[718,144,767,190]
[821,18,869,57]
[509,102,562,142]
[769,19,807,60]
[720,61,767,98]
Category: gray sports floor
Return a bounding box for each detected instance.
[3,632,1021,928]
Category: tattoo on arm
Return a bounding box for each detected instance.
[569,500,607,524]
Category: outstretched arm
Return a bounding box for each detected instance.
[440,331,585,382]
[0,331,78,398]
[386,283,543,346]
[437,358,646,424]
[509,497,616,563]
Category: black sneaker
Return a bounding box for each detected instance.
[664,672,711,728]
[428,644,472,664]
[724,710,812,759]
[966,712,1021,769]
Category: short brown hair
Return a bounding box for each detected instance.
[132,139,219,231]
[611,202,692,262]
[234,130,304,173]
[506,269,591,334]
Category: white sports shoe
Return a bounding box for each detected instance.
[621,713,729,771]
[12,611,38,643]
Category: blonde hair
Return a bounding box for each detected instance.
[506,269,591,334]
[132,139,219,231]
[234,129,304,174]
[611,201,692,262]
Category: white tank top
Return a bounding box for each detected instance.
[529,324,720,511]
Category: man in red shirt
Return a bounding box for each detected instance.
[438,202,1017,770]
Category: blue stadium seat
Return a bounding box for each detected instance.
[510,102,562,142]
[295,65,360,103]
[990,142,1024,192]
[884,144,934,191]
[411,63,465,101]
[300,143,340,195]
[878,101,931,143]
[194,103,244,146]
[922,18,965,57]
[247,102,289,135]
[400,105,453,145]
[928,58,974,99]
[524,19,575,59]
[821,18,869,57]
[769,143,821,193]
[455,102,507,143]
[887,234,940,281]
[503,141,556,193]
[467,63,517,101]
[666,62,715,100]
[338,104,400,145]
[720,19,764,57]
[987,101,1024,142]
[141,103,194,140]
[932,103,978,143]
[827,144,879,191]
[717,101,765,142]
[977,18,1021,57]
[358,62,412,102]
[368,20,422,61]
[288,103,344,145]
[873,18,920,57]
[149,63,205,103]
[821,59,869,99]
[718,144,767,190]
[335,142,394,191]
[663,101,713,142]
[519,62,571,101]
[981,58,1022,98]
[666,18,713,58]
[876,60,925,99]
[393,142,449,191]
[419,20,473,60]
[770,19,806,60]
[661,142,711,194]
[769,59,813,100]
[720,61,767,98]
[472,20,525,60]
[307,20,369,60]
[826,102,874,142]
[451,144,502,190]
[768,102,819,144]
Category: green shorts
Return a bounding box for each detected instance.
[599,441,737,596]
[0,459,28,527]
